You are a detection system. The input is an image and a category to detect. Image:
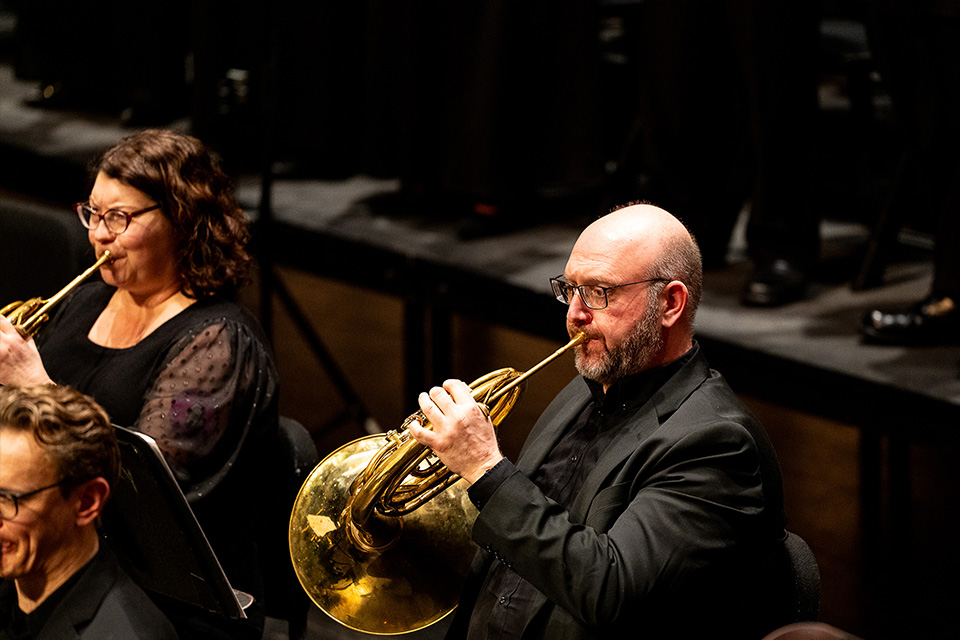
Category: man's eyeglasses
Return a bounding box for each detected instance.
[550,275,670,310]
[0,481,65,520]
[75,202,161,235]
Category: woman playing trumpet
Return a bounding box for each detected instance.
[0,128,278,634]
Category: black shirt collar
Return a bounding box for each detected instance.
[584,341,699,415]
[0,547,101,640]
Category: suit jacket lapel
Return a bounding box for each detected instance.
[568,351,713,523]
[501,349,714,636]
[34,611,80,640]
[37,547,117,640]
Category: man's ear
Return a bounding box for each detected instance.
[74,477,110,526]
[661,281,689,328]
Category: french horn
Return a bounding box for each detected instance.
[289,331,587,634]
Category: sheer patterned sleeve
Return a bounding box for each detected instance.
[135,315,279,501]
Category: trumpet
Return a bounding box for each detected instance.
[288,331,587,635]
[1,251,113,338]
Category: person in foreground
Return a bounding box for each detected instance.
[0,128,278,632]
[0,384,178,640]
[410,203,793,639]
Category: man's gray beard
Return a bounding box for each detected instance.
[574,298,665,386]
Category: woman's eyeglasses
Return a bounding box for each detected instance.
[75,202,161,234]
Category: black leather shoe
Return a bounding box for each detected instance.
[860,295,960,345]
[741,259,807,307]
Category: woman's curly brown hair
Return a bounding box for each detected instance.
[92,129,252,298]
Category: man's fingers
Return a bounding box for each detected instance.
[443,379,475,403]
[418,391,450,426]
[407,418,437,449]
[430,385,464,414]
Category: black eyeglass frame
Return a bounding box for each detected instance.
[550,275,671,310]
[75,202,162,234]
[0,481,67,520]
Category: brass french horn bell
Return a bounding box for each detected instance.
[1,251,113,337]
[289,331,587,635]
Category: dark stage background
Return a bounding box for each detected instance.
[2,2,959,638]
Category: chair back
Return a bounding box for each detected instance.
[784,530,821,623]
[260,416,319,640]
[0,199,92,303]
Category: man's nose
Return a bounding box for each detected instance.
[566,291,593,325]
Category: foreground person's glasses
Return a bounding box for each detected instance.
[0,481,66,519]
[550,275,669,310]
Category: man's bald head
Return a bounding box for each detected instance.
[579,203,692,256]
[576,203,703,325]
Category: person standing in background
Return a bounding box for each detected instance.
[635,0,822,307]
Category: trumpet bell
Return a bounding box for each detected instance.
[289,434,479,635]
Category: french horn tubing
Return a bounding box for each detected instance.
[1,251,113,338]
[288,331,587,635]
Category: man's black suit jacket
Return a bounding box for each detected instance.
[447,349,792,640]
[0,546,178,640]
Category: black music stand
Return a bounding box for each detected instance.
[100,427,258,640]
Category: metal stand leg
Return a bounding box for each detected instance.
[268,271,380,435]
[402,300,453,412]
[853,153,909,290]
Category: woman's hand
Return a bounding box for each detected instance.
[0,314,54,386]
[408,379,504,484]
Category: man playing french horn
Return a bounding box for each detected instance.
[410,203,794,639]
